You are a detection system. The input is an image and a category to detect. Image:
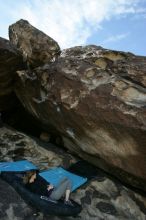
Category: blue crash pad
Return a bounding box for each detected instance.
[0,160,38,172]
[39,167,87,192]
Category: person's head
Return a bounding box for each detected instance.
[23,170,37,184]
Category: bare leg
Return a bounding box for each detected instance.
[65,189,71,202]
[50,178,72,201]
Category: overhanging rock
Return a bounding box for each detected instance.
[10,21,146,191]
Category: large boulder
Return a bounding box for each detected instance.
[0,37,23,111]
[14,45,146,191]
[9,19,61,68]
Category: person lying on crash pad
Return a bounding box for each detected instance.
[23,170,73,206]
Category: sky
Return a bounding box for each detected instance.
[0,0,146,55]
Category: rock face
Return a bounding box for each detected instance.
[0,37,23,111]
[9,19,60,68]
[0,127,146,220]
[13,43,146,191]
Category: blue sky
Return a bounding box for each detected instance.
[0,0,146,55]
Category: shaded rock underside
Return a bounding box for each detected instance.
[0,127,146,220]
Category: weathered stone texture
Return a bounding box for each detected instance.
[0,37,23,111]
[9,19,60,68]
[14,44,146,191]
